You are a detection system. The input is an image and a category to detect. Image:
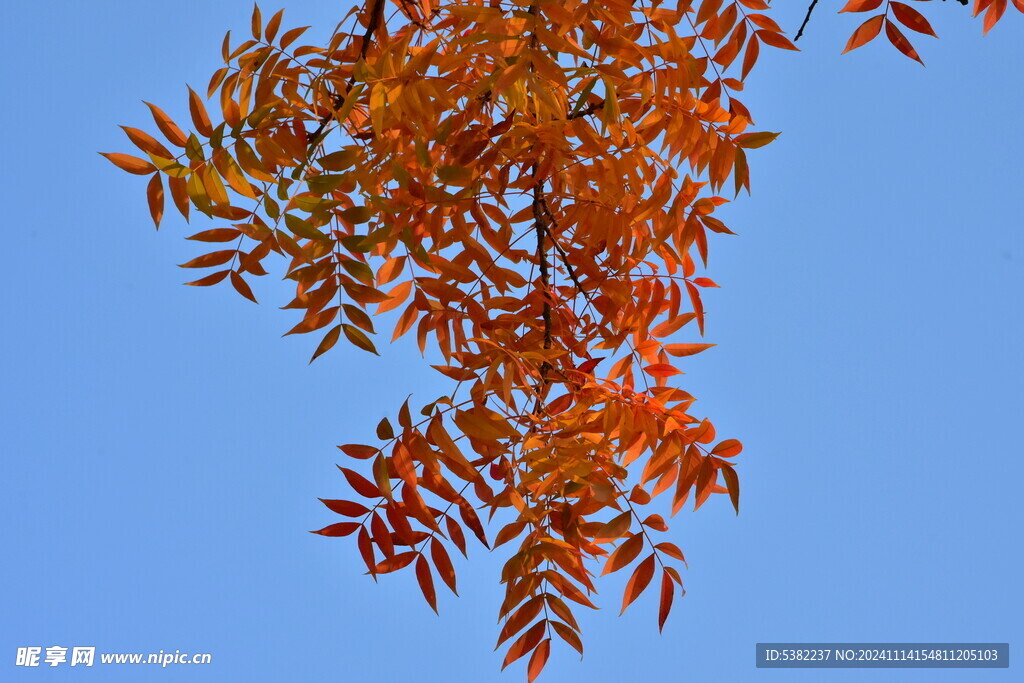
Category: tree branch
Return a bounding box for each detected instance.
[306,0,387,146]
[795,0,819,42]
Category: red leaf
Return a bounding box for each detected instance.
[338,467,382,498]
[319,498,370,517]
[891,2,937,36]
[310,522,359,537]
[373,551,416,574]
[370,512,394,559]
[338,444,379,460]
[446,517,467,557]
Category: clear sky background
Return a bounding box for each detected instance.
[1,1,1020,681]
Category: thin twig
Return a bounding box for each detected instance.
[795,0,819,42]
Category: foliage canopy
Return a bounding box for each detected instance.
[105,0,1017,678]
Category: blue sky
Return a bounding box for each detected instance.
[1,1,1020,681]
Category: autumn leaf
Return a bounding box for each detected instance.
[104,0,1013,671]
[843,14,885,54]
[620,554,656,614]
[101,152,157,175]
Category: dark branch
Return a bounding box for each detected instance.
[795,0,819,42]
[306,0,387,145]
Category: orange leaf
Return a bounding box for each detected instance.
[454,409,509,442]
[310,325,341,364]
[178,250,235,269]
[187,228,241,242]
[741,34,760,80]
[644,363,682,378]
[265,8,284,43]
[642,514,669,532]
[839,0,882,11]
[664,343,715,357]
[285,306,339,336]
[527,639,551,683]
[755,29,797,51]
[734,131,778,150]
[501,620,546,670]
[143,101,189,147]
[720,462,740,514]
[842,14,884,54]
[658,569,674,632]
[391,303,418,341]
[146,173,164,228]
[594,511,632,542]
[497,596,544,648]
[711,439,743,458]
[100,152,156,175]
[187,86,214,137]
[430,538,458,595]
[686,281,705,336]
[651,312,696,337]
[601,533,643,575]
[620,553,656,614]
[184,270,230,287]
[654,542,687,564]
[376,280,412,314]
[693,457,717,511]
[983,0,1007,34]
[551,621,583,656]
[415,554,438,613]
[230,271,257,303]
[884,19,923,64]
[168,176,190,220]
[120,126,172,158]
